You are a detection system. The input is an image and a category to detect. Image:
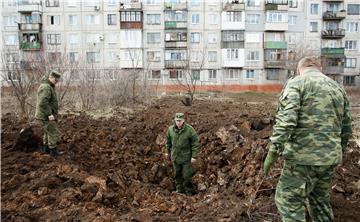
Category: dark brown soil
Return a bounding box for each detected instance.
[2,95,359,222]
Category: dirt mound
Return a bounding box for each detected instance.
[2,96,360,221]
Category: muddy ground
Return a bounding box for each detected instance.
[2,93,360,222]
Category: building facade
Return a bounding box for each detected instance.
[1,0,359,91]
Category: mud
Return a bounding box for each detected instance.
[2,95,360,222]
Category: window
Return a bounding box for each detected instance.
[147,51,161,62]
[149,70,161,79]
[223,31,244,41]
[67,0,76,7]
[46,0,59,7]
[192,70,200,80]
[4,15,17,26]
[266,12,286,23]
[343,76,356,86]
[310,22,318,32]
[147,33,161,43]
[120,11,142,22]
[86,15,99,25]
[86,52,100,63]
[86,34,100,44]
[289,0,298,8]
[345,40,357,50]
[165,32,187,41]
[224,69,240,80]
[208,14,218,25]
[310,4,319,15]
[109,51,118,61]
[169,70,183,79]
[145,0,160,5]
[226,11,242,22]
[107,14,117,25]
[5,53,18,63]
[68,34,79,45]
[108,0,117,6]
[191,0,200,6]
[208,33,217,44]
[266,69,279,80]
[345,58,357,68]
[48,15,60,25]
[208,70,217,79]
[68,15,77,25]
[69,52,78,63]
[289,15,297,25]
[346,22,358,32]
[227,49,239,60]
[247,51,259,61]
[165,51,187,60]
[7,0,17,6]
[47,34,61,45]
[347,4,360,15]
[247,0,260,7]
[147,14,160,25]
[247,14,260,24]
[246,70,255,79]
[208,51,217,62]
[288,34,296,44]
[191,33,200,43]
[191,14,200,24]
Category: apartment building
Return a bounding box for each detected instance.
[1,0,359,90]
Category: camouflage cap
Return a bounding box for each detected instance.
[50,70,61,79]
[175,113,185,121]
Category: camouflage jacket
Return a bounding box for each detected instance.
[166,123,199,164]
[35,76,59,121]
[269,68,352,165]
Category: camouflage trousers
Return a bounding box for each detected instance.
[172,161,194,193]
[275,162,336,222]
[41,120,60,148]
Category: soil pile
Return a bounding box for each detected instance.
[2,95,359,221]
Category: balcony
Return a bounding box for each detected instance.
[20,42,41,50]
[264,60,286,68]
[321,29,345,39]
[164,2,187,11]
[165,60,186,69]
[120,21,142,29]
[323,66,344,75]
[321,48,345,57]
[18,23,41,31]
[18,3,42,12]
[223,2,245,11]
[265,0,289,11]
[119,2,142,10]
[264,41,287,49]
[323,10,346,20]
[165,21,187,29]
[165,41,188,48]
[265,22,288,31]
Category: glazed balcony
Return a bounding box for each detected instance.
[264,41,288,49]
[119,1,142,10]
[165,60,186,69]
[321,47,345,57]
[264,60,287,68]
[164,2,187,11]
[20,42,41,50]
[323,66,344,74]
[265,0,289,11]
[321,29,345,39]
[165,41,188,48]
[18,23,42,31]
[223,1,245,11]
[18,3,42,12]
[164,21,187,29]
[323,10,346,20]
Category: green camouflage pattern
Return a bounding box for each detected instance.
[269,68,352,165]
[35,76,59,121]
[275,162,335,222]
[166,123,199,163]
[173,161,193,193]
[41,120,60,148]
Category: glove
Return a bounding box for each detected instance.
[263,151,279,176]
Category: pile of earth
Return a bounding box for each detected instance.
[2,95,360,221]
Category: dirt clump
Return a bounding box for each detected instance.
[2,95,359,221]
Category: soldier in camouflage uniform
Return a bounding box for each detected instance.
[35,70,63,157]
[165,113,199,195]
[264,56,352,222]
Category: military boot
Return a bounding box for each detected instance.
[49,147,63,157]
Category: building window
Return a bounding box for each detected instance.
[289,0,298,8]
[346,22,358,32]
[347,4,360,15]
[86,15,99,25]
[246,0,260,7]
[208,51,217,62]
[226,11,242,22]
[107,14,117,25]
[289,15,297,25]
[147,14,160,25]
[147,33,161,44]
[69,52,78,63]
[4,15,17,26]
[68,33,79,45]
[266,69,279,80]
[145,0,161,5]
[247,51,259,61]
[169,70,183,79]
[7,0,17,6]
[223,31,244,41]
[246,14,260,24]
[47,34,61,45]
[345,40,357,50]
[207,33,217,44]
[108,0,117,6]
[86,34,101,44]
[86,52,100,63]
[191,33,201,43]
[208,70,217,79]
[345,58,357,68]
[147,51,161,62]
[191,0,200,6]
[343,76,356,86]
[192,70,200,80]
[149,70,161,79]
[45,0,60,7]
[48,15,60,25]
[310,4,319,15]
[224,69,240,80]
[68,15,77,25]
[120,11,142,22]
[227,49,239,60]
[5,53,18,63]
[191,14,200,24]
[310,22,318,32]
[266,12,286,23]
[208,14,218,25]
[246,70,255,79]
